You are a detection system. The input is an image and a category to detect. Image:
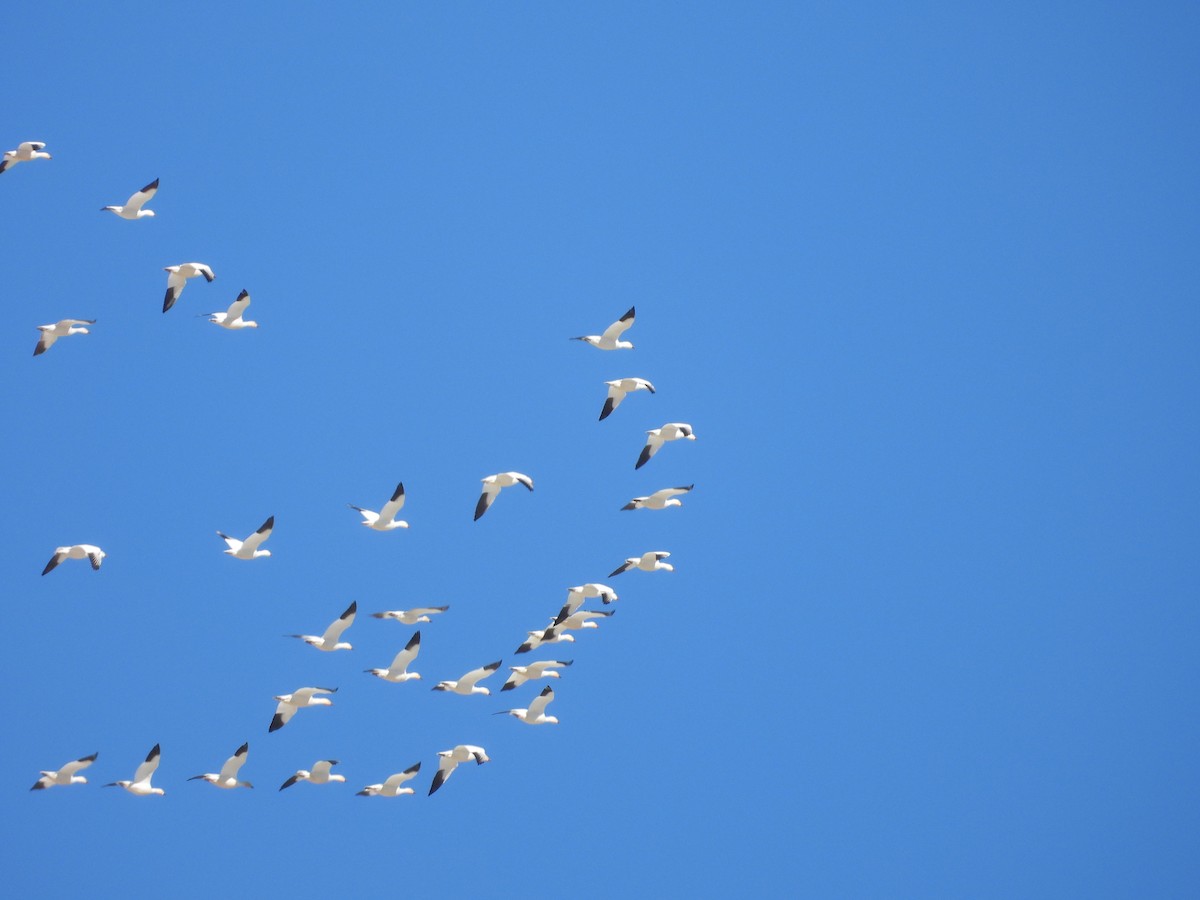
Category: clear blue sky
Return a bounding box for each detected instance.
[4,3,1199,897]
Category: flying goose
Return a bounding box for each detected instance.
[365,631,422,682]
[474,472,534,521]
[501,660,573,691]
[34,319,94,356]
[104,744,163,796]
[494,685,559,725]
[357,763,422,797]
[163,262,215,313]
[101,178,158,219]
[31,752,98,790]
[635,423,696,469]
[599,377,655,421]
[269,687,336,732]
[280,759,344,790]
[609,551,674,577]
[571,306,635,351]
[201,289,257,329]
[622,484,694,511]
[564,583,619,613]
[0,141,51,174]
[288,601,356,652]
[371,605,449,625]
[433,660,502,695]
[349,482,408,530]
[217,515,273,560]
[428,745,489,796]
[42,544,105,575]
[188,742,252,789]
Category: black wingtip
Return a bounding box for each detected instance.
[163,289,176,313]
[622,306,635,320]
[635,447,652,469]
[342,600,357,617]
[269,714,284,733]
[259,515,274,532]
[540,685,553,696]
[236,742,249,755]
[599,398,615,421]
[406,761,422,774]
[501,682,515,691]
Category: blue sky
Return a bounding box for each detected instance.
[4,3,1199,897]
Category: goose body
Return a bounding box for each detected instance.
[34,319,94,356]
[188,742,252,789]
[571,306,635,351]
[31,752,97,790]
[102,178,158,219]
[288,601,356,652]
[474,472,534,521]
[349,482,407,530]
[217,515,273,560]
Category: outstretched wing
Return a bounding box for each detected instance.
[123,178,159,214]
[133,744,161,784]
[601,306,635,342]
[320,601,357,643]
[241,515,274,552]
[388,631,421,672]
[225,289,251,322]
[219,743,249,781]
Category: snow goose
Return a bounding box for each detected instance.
[495,685,559,725]
[474,472,534,521]
[357,763,422,797]
[162,262,215,313]
[42,544,105,575]
[288,601,356,652]
[571,306,636,351]
[349,482,407,530]
[635,423,696,469]
[188,742,252,789]
[551,607,614,632]
[565,583,619,613]
[428,745,489,796]
[433,660,502,695]
[269,686,337,732]
[622,484,694,511]
[280,759,344,791]
[101,178,158,219]
[365,631,422,682]
[104,744,163,796]
[217,515,273,560]
[609,551,674,577]
[34,319,94,356]
[515,625,574,655]
[31,752,97,791]
[501,659,572,691]
[0,141,51,174]
[201,289,257,329]
[371,605,449,625]
[599,377,655,421]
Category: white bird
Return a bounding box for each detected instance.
[30,752,97,791]
[34,319,94,357]
[571,306,636,351]
[280,759,344,791]
[501,659,573,691]
[551,607,614,632]
[371,605,449,625]
[42,544,105,575]
[349,482,408,530]
[565,583,619,613]
[187,742,252,789]
[104,744,164,796]
[357,763,422,797]
[428,745,489,796]
[495,685,559,725]
[201,289,257,329]
[162,262,215,313]
[364,631,422,682]
[622,484,694,511]
[433,660,502,695]
[599,377,655,421]
[217,515,274,560]
[0,141,51,174]
[288,601,356,652]
[515,625,574,655]
[269,686,336,732]
[474,472,534,521]
[610,551,674,577]
[101,178,158,219]
[635,422,696,469]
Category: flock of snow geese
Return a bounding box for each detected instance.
[18,140,697,801]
